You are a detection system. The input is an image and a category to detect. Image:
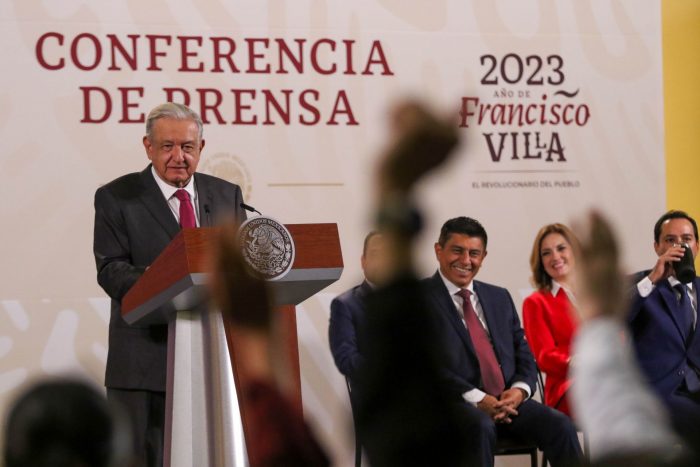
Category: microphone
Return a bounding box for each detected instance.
[240,202,262,216]
[204,204,212,227]
[675,242,696,284]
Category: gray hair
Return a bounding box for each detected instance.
[145,102,204,141]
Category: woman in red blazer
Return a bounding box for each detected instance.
[523,223,580,417]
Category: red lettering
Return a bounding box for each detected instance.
[80,87,112,123]
[35,32,64,70]
[362,40,393,75]
[310,39,337,75]
[163,87,191,107]
[576,105,590,126]
[211,37,239,73]
[327,90,358,125]
[276,38,304,74]
[550,104,561,125]
[525,104,537,125]
[562,104,574,124]
[459,97,480,128]
[70,33,102,71]
[342,39,356,75]
[231,89,257,124]
[177,36,204,72]
[246,38,270,73]
[118,87,144,123]
[299,90,321,125]
[262,89,292,125]
[197,88,225,124]
[107,34,138,71]
[146,35,172,71]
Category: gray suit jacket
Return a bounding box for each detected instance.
[93,165,246,391]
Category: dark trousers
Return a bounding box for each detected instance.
[107,388,165,467]
[666,389,700,460]
[472,399,583,467]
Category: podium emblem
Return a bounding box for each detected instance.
[238,216,295,280]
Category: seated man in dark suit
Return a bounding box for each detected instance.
[93,102,247,466]
[423,216,582,467]
[328,231,385,385]
[628,210,700,453]
[346,102,488,467]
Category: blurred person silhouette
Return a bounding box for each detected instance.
[523,223,581,417]
[3,377,132,467]
[209,224,330,467]
[328,230,386,464]
[344,101,491,466]
[571,211,691,467]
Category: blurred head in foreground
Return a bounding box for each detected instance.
[3,377,131,467]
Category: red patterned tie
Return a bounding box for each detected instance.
[174,189,196,228]
[457,289,505,396]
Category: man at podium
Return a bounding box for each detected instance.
[93,102,247,466]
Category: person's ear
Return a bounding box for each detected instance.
[143,136,154,160]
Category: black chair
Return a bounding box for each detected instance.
[495,434,539,467]
[537,369,549,467]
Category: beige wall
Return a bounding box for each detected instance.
[0,2,667,465]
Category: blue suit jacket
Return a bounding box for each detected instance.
[329,281,371,384]
[628,271,700,397]
[422,272,537,398]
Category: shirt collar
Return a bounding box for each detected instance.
[551,279,579,304]
[438,268,474,297]
[668,276,694,291]
[551,280,566,297]
[151,165,196,202]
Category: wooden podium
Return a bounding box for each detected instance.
[121,224,343,467]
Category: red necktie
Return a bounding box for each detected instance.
[174,189,196,228]
[456,289,505,396]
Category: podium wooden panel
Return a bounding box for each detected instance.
[121,224,343,467]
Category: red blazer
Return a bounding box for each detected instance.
[522,288,578,415]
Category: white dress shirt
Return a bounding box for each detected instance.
[151,166,200,227]
[636,275,697,328]
[437,270,532,405]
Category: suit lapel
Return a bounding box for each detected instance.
[194,173,214,227]
[138,166,180,239]
[657,280,688,341]
[430,273,476,356]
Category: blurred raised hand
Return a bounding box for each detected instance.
[377,101,460,197]
[574,210,627,321]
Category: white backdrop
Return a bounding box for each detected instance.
[0,1,665,465]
